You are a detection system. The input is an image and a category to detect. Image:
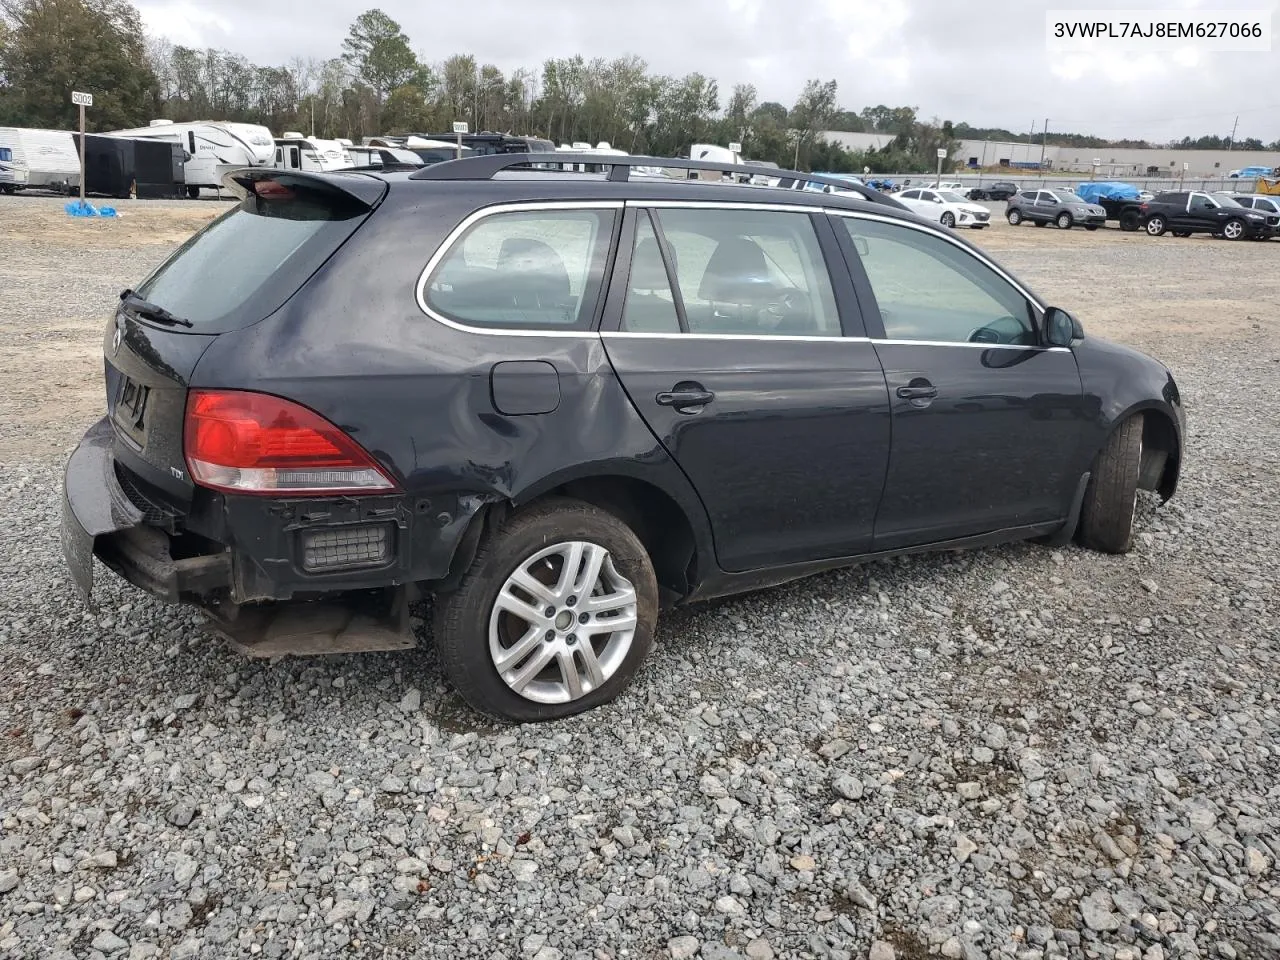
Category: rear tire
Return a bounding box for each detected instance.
[186,185,200,200]
[1078,415,1144,555]
[1085,225,1099,231]
[1119,209,1140,231]
[1172,231,1191,238]
[433,498,659,722]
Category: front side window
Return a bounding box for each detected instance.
[841,217,1036,346]
[424,208,615,330]
[651,207,842,337]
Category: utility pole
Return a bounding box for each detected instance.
[1228,115,1238,151]
[1040,117,1049,170]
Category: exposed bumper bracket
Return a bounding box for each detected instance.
[200,587,418,658]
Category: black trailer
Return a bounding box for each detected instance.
[72,134,187,199]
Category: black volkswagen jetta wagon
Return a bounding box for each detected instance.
[61,154,1186,721]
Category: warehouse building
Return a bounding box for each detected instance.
[821,130,1278,178]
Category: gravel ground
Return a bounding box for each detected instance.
[1,194,1278,960]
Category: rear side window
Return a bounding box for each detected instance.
[424,208,616,330]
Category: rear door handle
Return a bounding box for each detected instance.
[896,385,937,400]
[656,384,715,410]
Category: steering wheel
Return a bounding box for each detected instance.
[760,288,813,329]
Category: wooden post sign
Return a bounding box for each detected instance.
[71,91,93,203]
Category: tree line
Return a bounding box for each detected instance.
[2,0,1275,176]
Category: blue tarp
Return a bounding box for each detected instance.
[1073,181,1141,203]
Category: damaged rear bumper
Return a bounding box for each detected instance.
[60,416,483,657]
[61,417,231,605]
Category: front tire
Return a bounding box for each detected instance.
[1222,218,1247,240]
[1007,209,1023,225]
[940,211,956,228]
[186,185,200,200]
[1145,216,1167,236]
[1078,415,1144,554]
[1057,212,1073,229]
[433,498,659,722]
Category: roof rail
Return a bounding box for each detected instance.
[408,152,906,209]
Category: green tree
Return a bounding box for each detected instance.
[341,9,418,105]
[0,0,155,128]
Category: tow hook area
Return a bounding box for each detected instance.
[197,586,417,658]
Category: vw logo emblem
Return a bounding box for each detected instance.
[112,317,124,353]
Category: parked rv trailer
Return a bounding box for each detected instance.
[0,143,28,193]
[0,127,82,192]
[271,133,354,173]
[107,120,274,197]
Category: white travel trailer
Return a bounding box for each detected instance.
[554,141,629,173]
[271,133,354,173]
[0,127,81,192]
[107,120,275,197]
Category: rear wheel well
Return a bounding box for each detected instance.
[1138,410,1180,499]
[540,477,697,605]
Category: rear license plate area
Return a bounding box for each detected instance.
[112,375,150,445]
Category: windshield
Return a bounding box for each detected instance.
[1056,192,1087,204]
[938,191,968,203]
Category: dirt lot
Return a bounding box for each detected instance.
[1,193,1277,960]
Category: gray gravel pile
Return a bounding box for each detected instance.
[1,200,1277,960]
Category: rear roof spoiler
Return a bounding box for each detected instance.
[220,166,388,207]
[408,152,907,210]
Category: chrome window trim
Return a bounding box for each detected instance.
[826,208,1049,311]
[414,200,625,338]
[413,198,1066,349]
[601,331,869,344]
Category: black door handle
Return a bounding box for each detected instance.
[896,385,937,400]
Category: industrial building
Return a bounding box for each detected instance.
[821,130,1278,178]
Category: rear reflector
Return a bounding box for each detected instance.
[184,390,396,495]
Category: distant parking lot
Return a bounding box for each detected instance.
[1,194,1277,959]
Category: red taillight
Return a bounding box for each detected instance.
[183,390,396,495]
[1140,202,1148,211]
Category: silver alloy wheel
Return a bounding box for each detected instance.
[487,540,638,704]
[1223,220,1244,240]
[1146,217,1164,235]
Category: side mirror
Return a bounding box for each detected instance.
[1043,306,1083,347]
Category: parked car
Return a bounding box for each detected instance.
[1073,181,1147,231]
[1229,194,1280,238]
[893,187,992,228]
[968,181,1018,201]
[1005,188,1108,230]
[1140,190,1277,240]
[60,155,1185,722]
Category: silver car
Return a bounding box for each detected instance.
[1006,189,1108,230]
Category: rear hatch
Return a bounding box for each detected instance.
[105,169,388,511]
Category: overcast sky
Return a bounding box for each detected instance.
[135,0,1280,144]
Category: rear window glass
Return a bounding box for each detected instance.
[423,208,616,330]
[134,179,373,331]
